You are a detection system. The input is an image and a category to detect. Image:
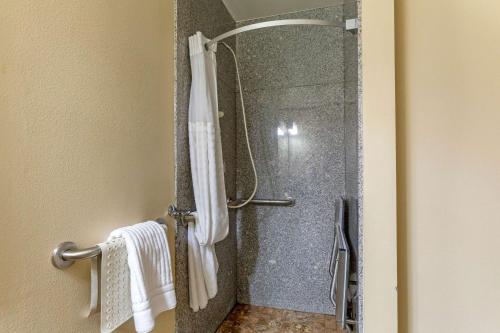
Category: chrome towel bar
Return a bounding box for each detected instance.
[51,218,166,269]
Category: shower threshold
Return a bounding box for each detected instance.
[216,304,339,333]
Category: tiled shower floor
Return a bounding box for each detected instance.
[216,304,339,333]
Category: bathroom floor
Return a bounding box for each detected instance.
[216,304,339,333]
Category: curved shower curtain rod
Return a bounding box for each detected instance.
[205,19,342,49]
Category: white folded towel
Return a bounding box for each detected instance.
[109,221,176,333]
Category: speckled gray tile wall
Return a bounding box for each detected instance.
[236,7,344,92]
[235,85,345,315]
[234,5,360,315]
[174,0,237,332]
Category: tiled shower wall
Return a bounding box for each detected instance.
[235,4,359,315]
[174,0,237,332]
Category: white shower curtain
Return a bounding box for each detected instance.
[187,31,229,312]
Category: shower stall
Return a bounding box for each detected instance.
[174,1,361,332]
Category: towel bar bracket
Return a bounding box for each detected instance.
[51,242,78,269]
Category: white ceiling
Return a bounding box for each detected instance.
[222,0,344,21]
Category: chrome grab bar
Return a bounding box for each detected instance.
[168,197,296,222]
[168,198,296,228]
[229,198,296,207]
[51,217,166,269]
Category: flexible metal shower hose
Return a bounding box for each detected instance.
[220,42,258,209]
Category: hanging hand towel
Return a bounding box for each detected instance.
[109,221,176,333]
[187,214,220,312]
[187,31,229,311]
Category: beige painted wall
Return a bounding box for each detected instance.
[361,0,398,332]
[0,1,175,332]
[396,0,500,332]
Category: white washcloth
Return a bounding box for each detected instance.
[187,214,219,312]
[109,221,176,333]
